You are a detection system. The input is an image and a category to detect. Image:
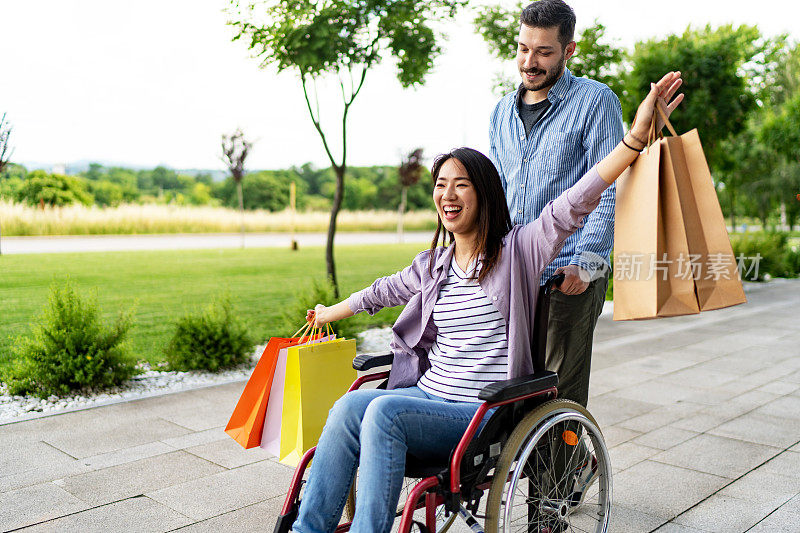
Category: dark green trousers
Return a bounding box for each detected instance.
[545,272,608,408]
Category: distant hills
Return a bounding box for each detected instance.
[19,160,230,182]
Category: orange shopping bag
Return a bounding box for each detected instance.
[224,323,326,449]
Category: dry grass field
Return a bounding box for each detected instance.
[0,201,438,236]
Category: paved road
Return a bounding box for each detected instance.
[0,232,434,255]
[1,280,799,532]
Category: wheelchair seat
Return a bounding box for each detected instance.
[404,456,448,480]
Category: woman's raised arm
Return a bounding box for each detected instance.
[596,71,684,184]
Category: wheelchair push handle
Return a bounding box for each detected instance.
[543,273,565,295]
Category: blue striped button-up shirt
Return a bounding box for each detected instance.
[489,68,623,284]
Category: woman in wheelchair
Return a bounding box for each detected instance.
[289,73,684,533]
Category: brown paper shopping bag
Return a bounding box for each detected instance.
[657,107,746,311]
[614,107,746,320]
[613,116,700,320]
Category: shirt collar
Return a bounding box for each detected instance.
[515,67,573,107]
[434,242,456,273]
[549,67,573,101]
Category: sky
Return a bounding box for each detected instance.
[1,0,798,172]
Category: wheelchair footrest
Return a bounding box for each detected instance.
[477,370,558,403]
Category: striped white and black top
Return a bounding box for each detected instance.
[417,259,508,403]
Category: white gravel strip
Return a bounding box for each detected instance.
[0,279,773,425]
[0,327,395,426]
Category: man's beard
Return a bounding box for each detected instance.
[520,51,566,92]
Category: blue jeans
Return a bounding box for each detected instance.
[291,386,487,533]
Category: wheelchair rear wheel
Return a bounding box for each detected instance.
[484,399,612,533]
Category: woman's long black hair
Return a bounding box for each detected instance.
[429,147,513,283]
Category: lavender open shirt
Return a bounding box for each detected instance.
[347,167,610,390]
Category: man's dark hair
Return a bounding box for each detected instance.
[428,147,512,283]
[520,0,576,48]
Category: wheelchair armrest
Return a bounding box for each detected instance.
[353,351,394,371]
[478,370,558,403]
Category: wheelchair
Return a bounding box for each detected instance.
[274,274,612,533]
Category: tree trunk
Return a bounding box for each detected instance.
[729,189,736,233]
[397,186,407,243]
[327,166,345,298]
[237,180,245,249]
[780,201,787,232]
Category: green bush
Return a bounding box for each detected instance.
[730,232,800,280]
[165,296,253,371]
[3,282,135,398]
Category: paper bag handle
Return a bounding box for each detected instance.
[293,320,336,343]
[645,101,678,153]
[655,100,679,137]
[647,109,657,149]
[293,321,313,339]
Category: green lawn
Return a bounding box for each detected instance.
[0,244,424,373]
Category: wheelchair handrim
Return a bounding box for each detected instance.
[502,410,612,533]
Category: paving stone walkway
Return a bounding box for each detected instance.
[2,280,799,532]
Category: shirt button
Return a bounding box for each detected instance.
[518,209,522,214]
[520,184,525,188]
[523,158,528,162]
[493,296,497,301]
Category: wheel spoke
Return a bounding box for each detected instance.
[485,400,612,533]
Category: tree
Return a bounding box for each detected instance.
[473,1,520,93]
[752,38,797,109]
[474,4,624,96]
[716,130,751,231]
[0,112,13,255]
[189,182,214,206]
[760,84,800,231]
[15,171,94,207]
[228,0,463,296]
[568,21,625,96]
[774,161,800,231]
[222,170,308,211]
[397,148,424,242]
[0,113,12,177]
[761,92,800,163]
[221,128,252,248]
[88,180,126,207]
[623,25,767,174]
[741,171,780,231]
[713,38,798,231]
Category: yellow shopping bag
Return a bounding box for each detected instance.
[278,337,357,466]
